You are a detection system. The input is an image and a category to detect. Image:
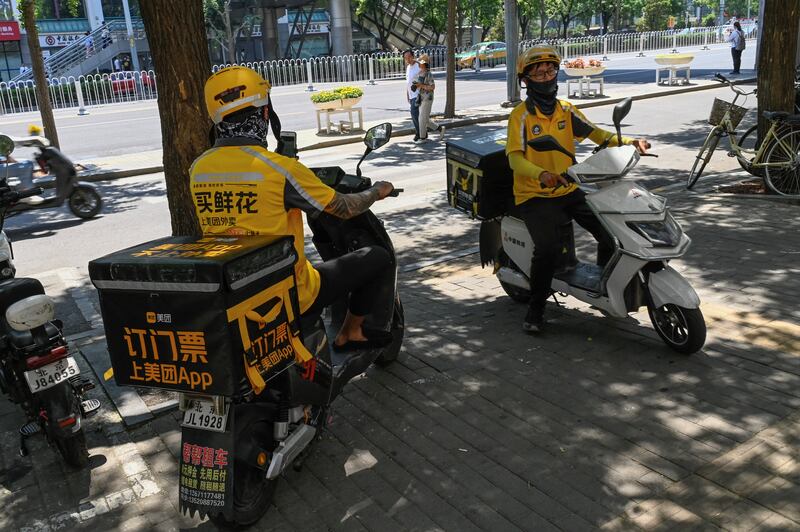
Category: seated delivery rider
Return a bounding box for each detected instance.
[191,66,395,350]
[507,46,650,334]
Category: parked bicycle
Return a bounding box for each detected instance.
[688,74,800,197]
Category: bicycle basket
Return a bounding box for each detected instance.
[709,98,748,128]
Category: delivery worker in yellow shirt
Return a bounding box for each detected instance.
[191,66,395,350]
[507,46,650,333]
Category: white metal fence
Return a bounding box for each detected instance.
[0,24,755,116]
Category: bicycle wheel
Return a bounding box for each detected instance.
[687,129,722,189]
[764,129,800,197]
[735,124,764,177]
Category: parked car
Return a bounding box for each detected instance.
[456,41,506,70]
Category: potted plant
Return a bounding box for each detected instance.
[310,90,342,111]
[335,86,363,108]
[563,58,606,77]
[654,53,694,66]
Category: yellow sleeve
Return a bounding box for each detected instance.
[284,160,336,213]
[509,151,546,181]
[505,109,526,155]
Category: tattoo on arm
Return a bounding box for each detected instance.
[324,188,381,219]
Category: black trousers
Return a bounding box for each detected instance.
[517,189,614,314]
[731,48,742,73]
[303,246,392,318]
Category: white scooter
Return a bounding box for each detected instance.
[481,98,706,354]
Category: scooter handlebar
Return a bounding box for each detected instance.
[388,187,403,197]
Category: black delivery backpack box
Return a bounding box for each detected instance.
[446,129,514,220]
[88,235,301,396]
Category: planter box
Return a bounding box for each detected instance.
[654,54,694,66]
[313,100,342,111]
[563,66,606,77]
[340,97,361,109]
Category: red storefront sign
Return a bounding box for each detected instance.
[0,21,20,42]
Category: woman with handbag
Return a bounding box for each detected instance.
[414,54,445,143]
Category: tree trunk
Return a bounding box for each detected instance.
[445,0,456,118]
[757,0,800,140]
[139,0,208,236]
[21,0,59,148]
[224,0,236,64]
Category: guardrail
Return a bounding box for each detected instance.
[0,24,755,116]
[0,70,157,115]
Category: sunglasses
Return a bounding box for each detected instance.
[527,67,559,81]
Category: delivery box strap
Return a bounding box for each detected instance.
[226,276,313,365]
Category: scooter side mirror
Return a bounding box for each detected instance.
[528,135,577,164]
[364,122,392,151]
[0,135,14,158]
[612,97,632,146]
[357,123,392,177]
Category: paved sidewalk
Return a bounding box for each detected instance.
[2,182,799,531]
[76,76,748,182]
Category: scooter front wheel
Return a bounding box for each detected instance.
[68,185,102,219]
[647,302,706,354]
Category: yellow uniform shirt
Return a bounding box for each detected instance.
[506,99,630,204]
[189,144,335,313]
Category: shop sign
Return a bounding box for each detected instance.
[0,20,19,41]
[291,22,328,34]
[39,33,83,48]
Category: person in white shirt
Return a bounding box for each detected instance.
[113,57,122,72]
[725,21,746,75]
[403,50,421,141]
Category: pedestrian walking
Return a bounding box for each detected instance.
[122,55,132,72]
[84,31,94,58]
[725,21,746,75]
[414,54,444,143]
[100,22,110,49]
[113,56,122,72]
[403,49,421,141]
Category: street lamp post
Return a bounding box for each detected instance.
[122,0,141,72]
[503,0,519,104]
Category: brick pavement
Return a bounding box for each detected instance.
[1,189,799,531]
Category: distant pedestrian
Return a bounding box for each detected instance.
[403,49,421,141]
[113,57,122,72]
[100,22,110,48]
[122,55,132,71]
[726,21,746,74]
[414,54,444,143]
[84,31,94,58]
[19,63,28,76]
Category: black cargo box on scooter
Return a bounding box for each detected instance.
[446,129,514,220]
[88,235,300,396]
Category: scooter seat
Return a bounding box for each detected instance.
[0,278,45,318]
[6,321,61,350]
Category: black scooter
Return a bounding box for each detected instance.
[5,135,102,220]
[89,123,403,528]
[0,135,100,468]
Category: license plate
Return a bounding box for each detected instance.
[182,400,228,433]
[24,356,80,393]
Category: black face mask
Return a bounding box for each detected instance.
[525,78,559,116]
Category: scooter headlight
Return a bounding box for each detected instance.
[627,213,682,247]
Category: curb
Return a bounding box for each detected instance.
[78,78,757,182]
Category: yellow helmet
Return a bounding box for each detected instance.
[204,66,271,124]
[517,45,562,77]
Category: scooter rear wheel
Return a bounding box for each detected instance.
[53,429,89,468]
[647,302,706,354]
[497,250,530,304]
[68,185,102,219]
